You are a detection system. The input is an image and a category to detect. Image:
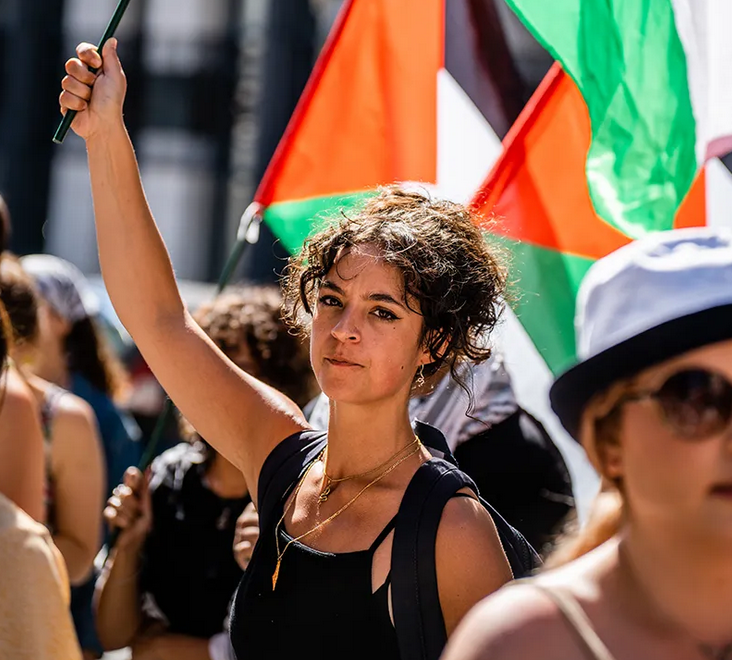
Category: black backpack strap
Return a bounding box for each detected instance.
[392,458,541,660]
[391,459,463,660]
[256,429,328,531]
[413,420,457,465]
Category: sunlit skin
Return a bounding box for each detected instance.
[443,339,732,660]
[310,244,431,409]
[613,340,732,543]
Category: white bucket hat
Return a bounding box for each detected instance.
[550,227,732,439]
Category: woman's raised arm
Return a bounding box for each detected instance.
[59,40,308,499]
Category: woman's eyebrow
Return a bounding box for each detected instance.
[320,280,345,295]
[321,279,407,310]
[368,292,407,310]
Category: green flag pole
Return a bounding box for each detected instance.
[104,204,263,556]
[53,0,132,144]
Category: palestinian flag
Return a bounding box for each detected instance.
[253,0,524,255]
[503,0,732,239]
[472,62,732,377]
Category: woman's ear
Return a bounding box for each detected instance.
[420,329,450,364]
[600,442,624,481]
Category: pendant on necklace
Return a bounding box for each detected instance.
[319,476,332,504]
[272,559,281,590]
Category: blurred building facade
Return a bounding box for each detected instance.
[0,0,550,282]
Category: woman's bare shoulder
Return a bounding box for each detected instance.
[443,541,618,660]
[51,389,97,430]
[441,582,581,660]
[3,366,37,410]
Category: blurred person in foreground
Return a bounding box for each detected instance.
[444,227,732,660]
[0,195,45,521]
[97,286,317,660]
[21,253,141,659]
[0,293,82,659]
[0,257,105,585]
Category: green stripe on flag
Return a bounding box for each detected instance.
[263,191,375,255]
[497,236,595,375]
[504,0,697,239]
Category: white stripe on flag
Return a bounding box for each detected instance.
[436,68,503,204]
[671,0,732,162]
[496,307,599,522]
[707,158,732,230]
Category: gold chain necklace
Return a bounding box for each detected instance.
[271,440,422,590]
[319,436,420,503]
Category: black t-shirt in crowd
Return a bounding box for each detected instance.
[140,442,251,639]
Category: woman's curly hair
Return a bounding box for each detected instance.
[282,186,507,390]
[194,286,317,408]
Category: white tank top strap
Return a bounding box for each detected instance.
[516,581,618,660]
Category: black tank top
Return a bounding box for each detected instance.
[230,441,401,660]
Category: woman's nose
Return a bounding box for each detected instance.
[331,310,361,343]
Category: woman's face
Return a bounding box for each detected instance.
[309,245,431,406]
[615,339,732,539]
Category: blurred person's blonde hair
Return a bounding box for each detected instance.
[545,380,631,568]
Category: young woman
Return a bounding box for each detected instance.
[59,40,513,658]
[96,286,316,660]
[443,227,732,660]
[0,258,105,585]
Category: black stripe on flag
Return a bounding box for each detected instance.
[721,152,732,175]
[444,0,525,138]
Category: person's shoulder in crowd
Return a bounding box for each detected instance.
[444,541,614,660]
[0,365,45,521]
[0,492,82,659]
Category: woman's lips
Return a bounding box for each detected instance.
[325,357,361,367]
[710,484,732,498]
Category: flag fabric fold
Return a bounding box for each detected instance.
[472,63,706,375]
[253,0,522,256]
[503,0,731,239]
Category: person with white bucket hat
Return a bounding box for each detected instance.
[444,227,732,660]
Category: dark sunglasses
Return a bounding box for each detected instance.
[617,368,732,439]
